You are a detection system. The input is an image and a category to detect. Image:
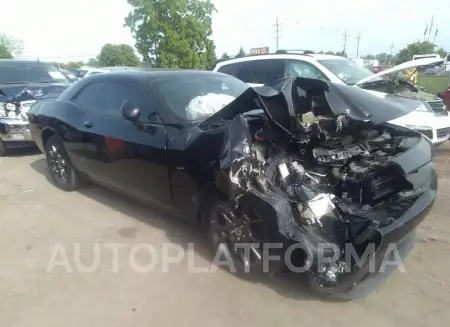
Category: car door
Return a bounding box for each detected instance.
[72,80,172,206]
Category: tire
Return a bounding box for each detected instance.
[201,191,267,275]
[45,135,80,191]
[0,140,7,157]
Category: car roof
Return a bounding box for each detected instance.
[309,54,347,60]
[84,69,230,82]
[213,53,347,69]
[0,59,54,65]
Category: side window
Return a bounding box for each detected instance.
[218,60,284,84]
[285,60,328,81]
[72,83,103,112]
[217,63,241,78]
[73,82,146,117]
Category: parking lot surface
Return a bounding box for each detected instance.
[1,145,450,327]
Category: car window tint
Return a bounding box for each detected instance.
[217,63,241,78]
[285,60,328,80]
[218,59,285,84]
[74,82,146,117]
[72,83,103,111]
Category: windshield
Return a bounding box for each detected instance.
[318,59,382,85]
[154,74,250,122]
[0,61,69,84]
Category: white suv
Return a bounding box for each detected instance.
[213,51,450,145]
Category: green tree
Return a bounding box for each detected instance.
[0,43,12,59]
[395,41,445,64]
[436,47,448,59]
[98,43,140,67]
[325,51,336,55]
[0,33,23,57]
[86,58,99,67]
[220,52,229,60]
[236,47,245,57]
[363,54,375,60]
[124,0,217,69]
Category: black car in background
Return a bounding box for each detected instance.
[0,59,70,156]
[27,70,436,299]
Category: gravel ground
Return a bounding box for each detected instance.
[1,144,450,327]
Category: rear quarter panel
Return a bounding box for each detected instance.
[28,99,87,169]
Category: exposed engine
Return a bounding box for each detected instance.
[222,113,418,248]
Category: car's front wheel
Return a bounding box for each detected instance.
[45,135,80,191]
[202,192,268,275]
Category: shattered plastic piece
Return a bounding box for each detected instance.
[307,193,336,220]
[278,163,289,179]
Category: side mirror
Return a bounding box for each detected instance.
[121,100,140,123]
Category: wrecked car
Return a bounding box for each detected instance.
[27,70,436,299]
[0,59,70,156]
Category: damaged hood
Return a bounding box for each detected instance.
[356,57,444,85]
[202,77,419,134]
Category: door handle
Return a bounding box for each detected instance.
[84,121,93,128]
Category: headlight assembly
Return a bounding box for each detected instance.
[406,124,432,130]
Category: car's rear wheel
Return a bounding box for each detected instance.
[45,135,80,191]
[202,193,268,274]
[0,141,7,157]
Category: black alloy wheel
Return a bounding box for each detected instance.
[205,197,268,274]
[45,135,80,191]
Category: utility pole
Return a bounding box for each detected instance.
[428,15,434,41]
[389,43,395,66]
[342,30,349,57]
[273,17,282,51]
[356,33,361,58]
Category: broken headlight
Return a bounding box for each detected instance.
[0,102,18,119]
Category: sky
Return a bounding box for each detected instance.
[0,0,448,62]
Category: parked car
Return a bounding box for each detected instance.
[68,68,89,79]
[213,53,450,145]
[0,59,70,156]
[28,70,436,299]
[83,66,142,78]
[60,69,79,83]
[83,68,109,77]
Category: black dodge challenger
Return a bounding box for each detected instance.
[27,69,437,299]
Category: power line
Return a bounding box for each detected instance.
[273,17,282,51]
[342,30,349,56]
[356,33,361,58]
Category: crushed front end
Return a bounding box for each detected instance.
[0,97,36,154]
[210,77,436,299]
